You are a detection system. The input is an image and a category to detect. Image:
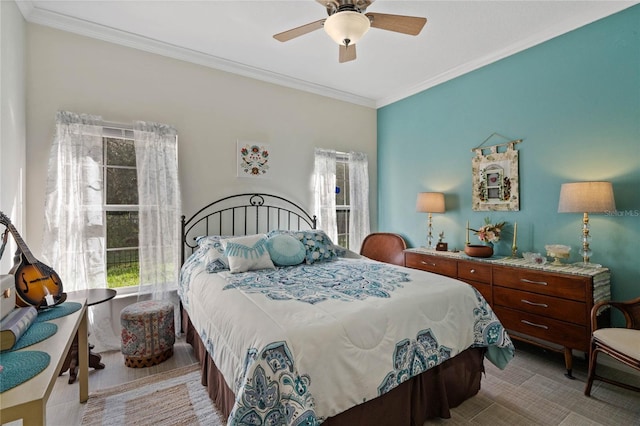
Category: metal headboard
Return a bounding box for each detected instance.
[181,193,317,264]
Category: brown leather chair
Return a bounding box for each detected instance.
[359,233,407,266]
[584,296,640,396]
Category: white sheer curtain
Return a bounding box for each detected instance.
[133,121,181,333]
[348,151,370,251]
[42,111,120,352]
[312,148,338,242]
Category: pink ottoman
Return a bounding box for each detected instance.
[120,300,175,368]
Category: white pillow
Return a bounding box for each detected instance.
[222,234,275,273]
[195,235,230,272]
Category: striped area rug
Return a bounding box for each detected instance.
[81,363,225,426]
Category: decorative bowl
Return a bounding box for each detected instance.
[523,252,547,265]
[464,244,493,258]
[545,244,571,265]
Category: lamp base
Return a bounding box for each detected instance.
[572,261,602,269]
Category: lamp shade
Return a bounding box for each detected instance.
[558,182,616,213]
[324,11,370,46]
[416,192,445,213]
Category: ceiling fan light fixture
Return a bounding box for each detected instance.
[324,11,370,46]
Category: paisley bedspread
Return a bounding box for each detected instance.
[179,255,514,425]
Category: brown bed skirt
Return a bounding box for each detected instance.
[183,308,485,426]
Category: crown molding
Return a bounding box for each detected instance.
[17,1,637,110]
[14,0,34,18]
[17,1,376,109]
[375,4,637,108]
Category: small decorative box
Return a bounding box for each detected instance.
[1,274,16,321]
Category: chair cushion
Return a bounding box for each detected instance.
[593,328,640,360]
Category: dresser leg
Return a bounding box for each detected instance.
[564,347,575,379]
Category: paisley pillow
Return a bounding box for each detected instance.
[195,235,230,272]
[267,229,338,265]
[222,234,275,273]
[266,234,306,266]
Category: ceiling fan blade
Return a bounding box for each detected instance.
[339,44,357,63]
[366,12,427,36]
[273,19,325,42]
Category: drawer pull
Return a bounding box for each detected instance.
[469,269,476,274]
[420,261,437,267]
[521,299,548,308]
[521,320,549,329]
[520,278,548,286]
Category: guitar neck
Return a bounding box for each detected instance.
[8,223,38,264]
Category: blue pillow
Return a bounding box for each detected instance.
[266,234,306,266]
[267,229,338,265]
[299,230,338,264]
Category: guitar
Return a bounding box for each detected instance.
[0,211,66,309]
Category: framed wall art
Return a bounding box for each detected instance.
[237,141,270,178]
[471,136,520,211]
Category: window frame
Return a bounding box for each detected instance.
[335,152,351,249]
[102,126,141,292]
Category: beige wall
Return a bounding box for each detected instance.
[0,1,27,274]
[25,24,377,257]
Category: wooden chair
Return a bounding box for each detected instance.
[359,233,407,266]
[584,296,640,396]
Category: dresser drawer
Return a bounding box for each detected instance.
[458,261,492,284]
[463,279,492,304]
[493,266,588,301]
[494,287,587,325]
[404,252,457,277]
[493,306,589,351]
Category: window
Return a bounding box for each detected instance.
[312,148,369,252]
[43,110,180,307]
[335,155,350,249]
[103,130,139,289]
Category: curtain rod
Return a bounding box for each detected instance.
[101,120,133,131]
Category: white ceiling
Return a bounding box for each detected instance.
[16,0,638,108]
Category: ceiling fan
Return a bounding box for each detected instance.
[274,0,427,63]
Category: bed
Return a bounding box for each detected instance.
[179,193,514,425]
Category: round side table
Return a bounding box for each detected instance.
[60,288,117,384]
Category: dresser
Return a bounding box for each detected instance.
[404,248,611,378]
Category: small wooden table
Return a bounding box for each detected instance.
[0,299,88,425]
[61,288,117,383]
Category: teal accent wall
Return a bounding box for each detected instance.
[378,6,640,304]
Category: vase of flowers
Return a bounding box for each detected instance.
[471,218,506,245]
[465,218,506,258]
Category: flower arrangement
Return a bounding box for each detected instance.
[470,217,506,244]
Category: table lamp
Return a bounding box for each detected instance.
[416,192,445,249]
[557,181,615,267]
